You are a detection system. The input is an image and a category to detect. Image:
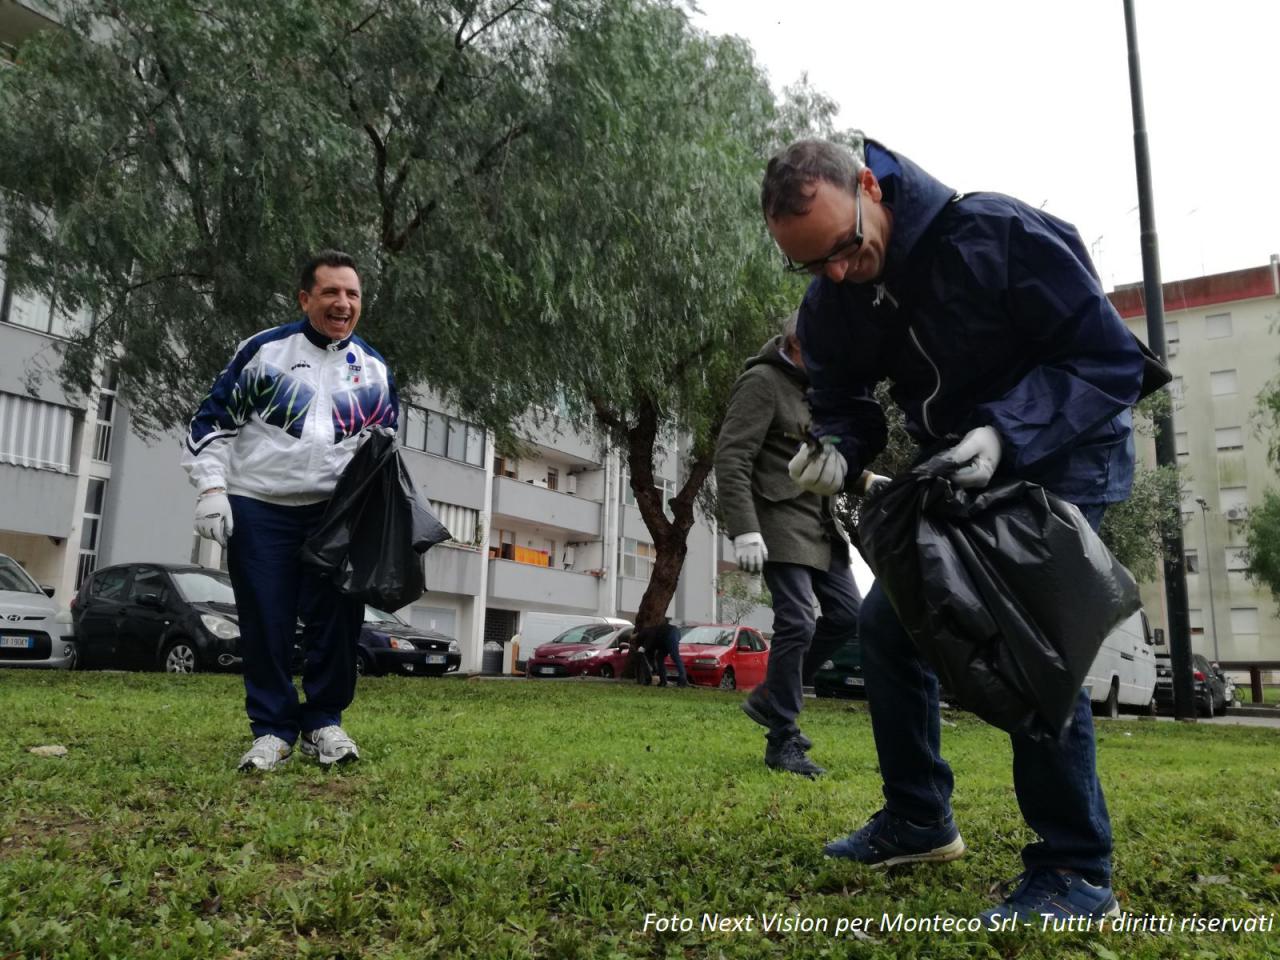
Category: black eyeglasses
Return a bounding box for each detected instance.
[782,185,863,275]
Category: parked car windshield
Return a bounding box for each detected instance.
[171,570,237,605]
[365,606,407,625]
[0,555,42,595]
[551,623,615,644]
[679,626,735,647]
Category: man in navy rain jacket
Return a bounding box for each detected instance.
[761,135,1148,924]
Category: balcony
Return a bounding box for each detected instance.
[487,558,600,611]
[491,476,601,538]
[425,543,483,596]
[0,462,77,537]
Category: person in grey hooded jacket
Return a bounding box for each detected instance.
[714,314,872,777]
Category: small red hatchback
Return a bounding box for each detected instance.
[667,624,770,690]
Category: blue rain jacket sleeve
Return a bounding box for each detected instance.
[971,213,1146,474]
[796,297,889,480]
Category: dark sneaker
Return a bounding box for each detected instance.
[824,809,965,867]
[979,869,1119,925]
[741,688,812,750]
[764,736,825,778]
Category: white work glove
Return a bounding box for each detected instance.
[787,440,848,496]
[733,532,768,574]
[194,490,234,546]
[943,426,1002,489]
[860,471,892,497]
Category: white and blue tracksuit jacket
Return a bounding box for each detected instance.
[182,318,399,505]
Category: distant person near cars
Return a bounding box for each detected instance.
[714,312,869,778]
[183,250,399,772]
[652,618,689,688]
[762,135,1158,921]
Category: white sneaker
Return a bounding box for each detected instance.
[237,734,293,772]
[299,725,360,765]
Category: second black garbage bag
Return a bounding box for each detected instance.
[858,454,1140,740]
[300,426,452,612]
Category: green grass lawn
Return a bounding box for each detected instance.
[2,672,1278,960]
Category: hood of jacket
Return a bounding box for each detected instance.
[866,139,958,283]
[743,334,807,387]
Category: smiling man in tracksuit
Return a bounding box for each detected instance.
[183,250,399,772]
[762,136,1152,922]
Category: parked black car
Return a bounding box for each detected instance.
[813,635,865,699]
[72,563,260,672]
[359,606,460,676]
[72,563,460,676]
[1154,651,1230,717]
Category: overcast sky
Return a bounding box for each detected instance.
[689,0,1279,292]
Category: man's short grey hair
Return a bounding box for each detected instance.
[760,136,866,220]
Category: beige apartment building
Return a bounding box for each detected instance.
[1114,256,1280,667]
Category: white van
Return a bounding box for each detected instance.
[511,612,632,672]
[1084,610,1157,717]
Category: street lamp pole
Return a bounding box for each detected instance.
[1195,496,1220,662]
[1123,0,1197,720]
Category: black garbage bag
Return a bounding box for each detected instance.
[300,427,452,611]
[858,454,1140,740]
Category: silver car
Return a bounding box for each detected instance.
[0,553,76,669]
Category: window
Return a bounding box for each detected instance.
[1225,547,1248,573]
[1220,486,1248,514]
[465,425,484,466]
[1188,608,1204,635]
[546,466,559,492]
[1175,432,1189,459]
[77,478,107,588]
[1209,370,1237,396]
[425,411,447,456]
[92,362,118,462]
[0,391,74,472]
[128,567,167,603]
[403,407,426,450]
[401,405,485,466]
[1165,320,1180,343]
[89,566,129,601]
[5,283,53,333]
[623,472,677,517]
[1205,312,1232,339]
[1184,549,1199,574]
[446,419,466,460]
[1230,607,1259,636]
[429,500,479,545]
[622,537,656,580]
[1215,426,1243,451]
[1170,377,1184,401]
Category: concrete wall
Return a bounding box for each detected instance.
[98,417,199,567]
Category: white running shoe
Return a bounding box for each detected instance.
[237,734,293,772]
[299,725,360,766]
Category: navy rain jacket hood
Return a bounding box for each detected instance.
[797,141,1153,505]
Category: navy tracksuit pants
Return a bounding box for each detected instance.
[226,495,365,743]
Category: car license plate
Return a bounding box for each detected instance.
[425,654,446,665]
[0,636,34,649]
[539,666,556,675]
[843,676,864,687]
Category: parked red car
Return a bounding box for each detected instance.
[525,623,631,679]
[668,624,769,690]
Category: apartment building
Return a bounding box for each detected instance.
[1113,256,1280,665]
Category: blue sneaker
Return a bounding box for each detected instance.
[979,869,1119,925]
[823,809,965,868]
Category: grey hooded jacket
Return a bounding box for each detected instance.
[714,335,847,571]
